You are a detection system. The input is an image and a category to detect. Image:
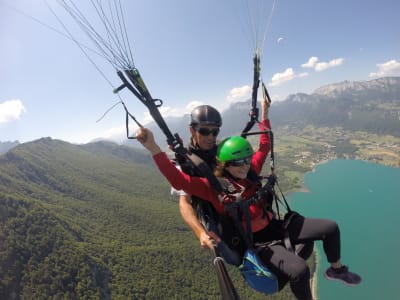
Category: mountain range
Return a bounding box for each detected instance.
[1,76,399,153]
[132,76,399,147]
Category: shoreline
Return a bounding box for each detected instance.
[292,159,328,300]
[290,158,399,300]
[310,159,330,173]
[311,250,319,300]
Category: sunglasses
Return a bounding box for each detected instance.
[226,156,252,167]
[194,127,220,137]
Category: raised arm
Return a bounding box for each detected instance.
[250,98,272,174]
[136,127,215,202]
[261,96,270,121]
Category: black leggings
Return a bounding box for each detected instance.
[253,216,340,300]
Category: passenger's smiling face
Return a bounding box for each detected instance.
[225,157,252,179]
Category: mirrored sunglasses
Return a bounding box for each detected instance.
[226,156,252,167]
[194,127,220,137]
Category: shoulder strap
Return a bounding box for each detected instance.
[184,152,224,194]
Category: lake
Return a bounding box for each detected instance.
[289,159,400,300]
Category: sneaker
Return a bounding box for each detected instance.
[324,265,361,286]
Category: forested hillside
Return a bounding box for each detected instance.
[0,138,296,299]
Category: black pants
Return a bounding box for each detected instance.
[253,215,340,300]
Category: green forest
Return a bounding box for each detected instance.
[2,115,400,299]
[0,138,302,299]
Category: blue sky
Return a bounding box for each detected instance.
[1,0,399,144]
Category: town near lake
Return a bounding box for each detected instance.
[260,125,400,193]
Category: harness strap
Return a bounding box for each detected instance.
[185,153,224,194]
[242,200,254,246]
[261,175,296,253]
[282,211,299,253]
[224,201,253,249]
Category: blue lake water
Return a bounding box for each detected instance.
[289,159,400,300]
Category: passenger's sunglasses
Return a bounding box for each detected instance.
[194,127,220,137]
[226,156,252,167]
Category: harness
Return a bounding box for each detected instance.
[215,172,302,295]
[216,171,293,247]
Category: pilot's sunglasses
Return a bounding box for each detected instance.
[194,127,220,137]
[226,156,252,167]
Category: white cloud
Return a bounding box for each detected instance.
[143,106,174,124]
[0,99,26,124]
[226,85,252,103]
[267,56,344,88]
[298,72,309,78]
[315,58,344,71]
[369,59,400,77]
[110,126,127,137]
[185,101,204,112]
[269,68,296,87]
[142,101,204,124]
[301,56,319,68]
[102,126,127,140]
[269,93,286,102]
[267,68,308,88]
[301,56,344,71]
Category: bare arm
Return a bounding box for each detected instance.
[179,195,215,249]
[261,96,270,121]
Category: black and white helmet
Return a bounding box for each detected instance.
[190,105,222,127]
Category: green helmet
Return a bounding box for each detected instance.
[217,136,254,163]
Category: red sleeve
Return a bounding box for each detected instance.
[250,119,271,174]
[152,152,219,203]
